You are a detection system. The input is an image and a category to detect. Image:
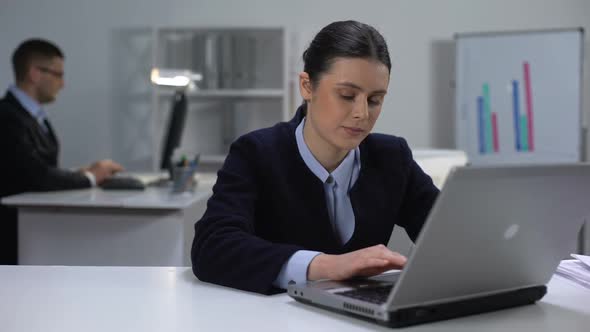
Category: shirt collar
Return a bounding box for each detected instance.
[295,117,360,187]
[8,84,47,122]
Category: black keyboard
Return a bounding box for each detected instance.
[99,177,146,190]
[335,284,394,305]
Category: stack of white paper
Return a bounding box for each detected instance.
[555,254,590,290]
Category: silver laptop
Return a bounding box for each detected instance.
[288,164,590,327]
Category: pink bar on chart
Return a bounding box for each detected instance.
[523,62,535,151]
[492,112,499,152]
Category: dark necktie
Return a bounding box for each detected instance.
[40,118,57,143]
[38,118,49,133]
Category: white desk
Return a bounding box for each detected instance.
[1,175,215,266]
[0,266,588,332]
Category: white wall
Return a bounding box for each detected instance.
[1,0,589,167]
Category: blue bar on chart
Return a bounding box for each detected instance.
[512,80,521,151]
[477,96,485,153]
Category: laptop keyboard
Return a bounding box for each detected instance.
[335,284,394,305]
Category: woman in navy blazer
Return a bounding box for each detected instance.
[191,21,439,295]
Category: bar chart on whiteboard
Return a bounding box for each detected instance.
[455,29,583,165]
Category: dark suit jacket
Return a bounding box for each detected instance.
[191,105,439,295]
[0,91,90,264]
[0,91,90,196]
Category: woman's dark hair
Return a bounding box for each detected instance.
[303,20,391,88]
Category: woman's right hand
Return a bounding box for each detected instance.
[307,244,407,281]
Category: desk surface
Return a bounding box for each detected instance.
[0,173,216,210]
[0,266,588,332]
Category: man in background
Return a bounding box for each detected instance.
[0,39,123,264]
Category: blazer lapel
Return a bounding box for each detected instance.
[4,91,60,163]
[42,118,59,147]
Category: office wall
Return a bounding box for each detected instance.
[1,0,589,167]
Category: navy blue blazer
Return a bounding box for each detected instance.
[191,105,439,294]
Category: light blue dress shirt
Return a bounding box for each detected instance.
[273,117,361,289]
[8,85,49,132]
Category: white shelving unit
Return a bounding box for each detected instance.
[151,27,293,171]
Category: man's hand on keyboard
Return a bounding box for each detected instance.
[307,244,407,281]
[83,159,124,184]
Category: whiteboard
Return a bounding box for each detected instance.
[455,29,583,165]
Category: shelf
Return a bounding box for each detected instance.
[157,88,284,99]
[146,27,289,173]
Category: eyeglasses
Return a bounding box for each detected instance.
[36,66,64,79]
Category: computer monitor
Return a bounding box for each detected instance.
[160,90,188,171]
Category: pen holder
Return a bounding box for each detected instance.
[171,165,197,193]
